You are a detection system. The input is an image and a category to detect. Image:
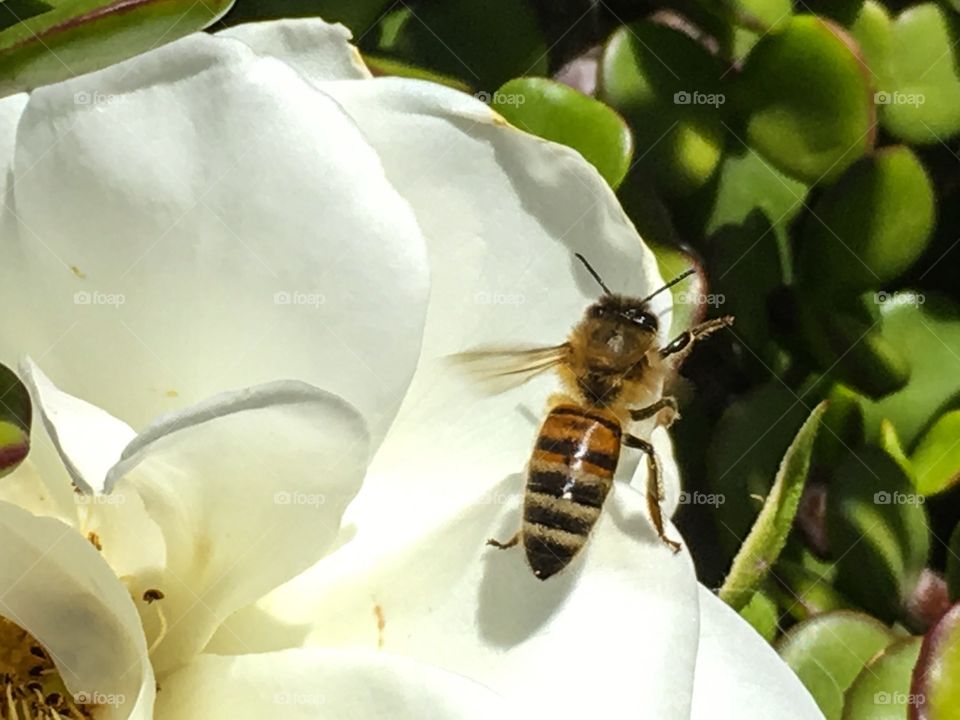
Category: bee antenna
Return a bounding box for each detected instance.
[639,268,696,304]
[574,253,613,296]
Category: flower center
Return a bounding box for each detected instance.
[0,616,95,719]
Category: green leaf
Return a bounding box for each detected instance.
[0,0,235,96]
[599,22,726,197]
[771,558,858,622]
[734,15,875,183]
[841,636,923,719]
[389,0,547,91]
[730,0,793,59]
[0,363,30,479]
[719,401,827,610]
[363,54,471,92]
[862,295,960,448]
[879,418,914,477]
[795,291,911,400]
[813,384,865,470]
[220,0,391,34]
[882,3,960,144]
[909,410,960,496]
[491,78,634,190]
[827,447,931,623]
[777,611,897,720]
[910,602,960,718]
[849,0,892,90]
[739,589,780,642]
[796,147,935,292]
[707,379,811,553]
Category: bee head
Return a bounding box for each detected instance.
[587,296,658,335]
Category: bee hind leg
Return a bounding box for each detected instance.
[623,434,682,554]
[487,532,521,550]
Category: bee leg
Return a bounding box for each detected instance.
[487,532,521,550]
[623,434,682,554]
[660,316,734,364]
[629,396,679,427]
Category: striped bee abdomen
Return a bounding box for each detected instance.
[522,404,622,580]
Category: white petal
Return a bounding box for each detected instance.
[107,381,369,675]
[156,649,513,720]
[217,19,371,81]
[0,502,154,719]
[314,76,679,541]
[218,480,700,719]
[3,32,428,449]
[0,92,26,199]
[691,587,825,720]
[21,357,135,494]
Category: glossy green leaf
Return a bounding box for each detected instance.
[739,589,780,643]
[731,0,793,60]
[909,410,960,496]
[911,602,960,718]
[777,611,897,720]
[220,0,390,34]
[842,637,923,720]
[491,78,634,189]
[813,384,865,469]
[599,22,726,197]
[389,0,547,91]
[882,3,960,144]
[879,418,913,477]
[0,0,234,96]
[797,147,935,292]
[795,292,910,400]
[827,447,931,623]
[849,0,892,90]
[0,363,30,479]
[649,241,704,338]
[363,54,471,91]
[862,295,960,448]
[707,379,811,552]
[772,558,858,622]
[720,402,827,610]
[734,15,874,183]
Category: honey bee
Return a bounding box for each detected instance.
[458,254,733,580]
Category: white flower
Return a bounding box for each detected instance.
[0,19,823,720]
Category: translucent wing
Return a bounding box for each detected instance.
[449,343,570,395]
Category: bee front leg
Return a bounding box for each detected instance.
[487,532,521,550]
[629,396,679,427]
[660,316,734,364]
[623,434,682,554]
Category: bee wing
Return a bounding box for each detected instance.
[448,343,570,395]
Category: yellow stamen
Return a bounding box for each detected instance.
[0,617,96,719]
